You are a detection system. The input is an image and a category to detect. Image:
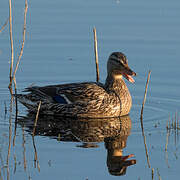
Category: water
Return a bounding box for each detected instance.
[0,0,180,179]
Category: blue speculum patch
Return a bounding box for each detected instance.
[53,95,68,104]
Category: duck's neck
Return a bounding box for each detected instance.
[105,74,127,93]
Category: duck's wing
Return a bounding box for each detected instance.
[24,82,107,104]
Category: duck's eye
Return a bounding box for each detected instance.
[121,56,128,65]
[112,58,123,65]
[119,59,124,65]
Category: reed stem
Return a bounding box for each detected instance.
[9,0,28,89]
[140,71,151,119]
[8,0,14,88]
[32,101,41,136]
[93,27,100,82]
[151,168,154,180]
[140,70,151,168]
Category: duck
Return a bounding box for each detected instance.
[15,52,136,118]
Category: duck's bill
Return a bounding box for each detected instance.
[123,67,136,83]
[123,73,135,83]
[122,154,135,161]
[121,154,136,167]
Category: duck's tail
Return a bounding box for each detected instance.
[13,94,39,110]
[14,86,53,110]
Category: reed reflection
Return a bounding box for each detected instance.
[18,114,136,176]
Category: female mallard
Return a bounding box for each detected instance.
[16,52,136,118]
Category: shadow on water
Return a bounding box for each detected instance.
[17,114,136,176]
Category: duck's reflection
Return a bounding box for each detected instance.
[105,136,136,176]
[18,114,136,176]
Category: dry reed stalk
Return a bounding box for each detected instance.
[140,71,151,119]
[141,129,151,168]
[37,160,40,172]
[32,101,41,136]
[32,101,41,171]
[140,70,151,168]
[32,136,37,164]
[165,128,169,152]
[0,18,9,33]
[9,0,28,89]
[165,119,170,152]
[93,27,100,82]
[8,0,14,88]
[151,168,154,180]
[32,136,40,172]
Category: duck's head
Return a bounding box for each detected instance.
[107,52,136,83]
